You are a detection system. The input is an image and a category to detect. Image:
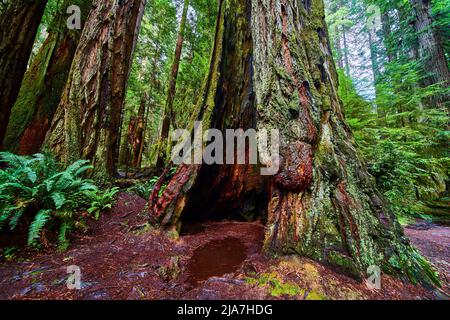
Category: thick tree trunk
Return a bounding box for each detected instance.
[156,0,190,169]
[410,0,450,107]
[148,0,440,287]
[3,0,92,155]
[0,0,48,147]
[46,0,146,180]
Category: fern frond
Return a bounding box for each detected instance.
[1,182,33,195]
[65,160,91,175]
[74,164,94,177]
[0,152,26,167]
[51,192,66,210]
[9,208,26,230]
[57,223,70,251]
[27,210,51,245]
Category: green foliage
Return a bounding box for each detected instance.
[0,152,118,250]
[85,187,120,220]
[246,272,302,297]
[338,69,449,218]
[1,246,19,261]
[245,272,327,299]
[127,167,177,199]
[389,243,441,287]
[127,177,159,199]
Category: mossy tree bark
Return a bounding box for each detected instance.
[46,0,146,179]
[148,0,440,287]
[0,0,48,147]
[3,0,92,155]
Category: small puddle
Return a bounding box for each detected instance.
[186,237,247,287]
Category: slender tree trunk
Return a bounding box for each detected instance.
[138,47,160,167]
[381,11,396,63]
[156,0,190,169]
[368,28,380,82]
[46,0,146,180]
[3,0,92,155]
[148,0,439,287]
[410,0,450,107]
[137,92,150,168]
[0,0,48,147]
[130,95,147,168]
[341,26,351,76]
[334,28,344,69]
[368,26,383,114]
[119,130,132,174]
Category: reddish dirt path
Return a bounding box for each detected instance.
[405,221,450,295]
[0,193,445,300]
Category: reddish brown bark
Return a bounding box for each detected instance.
[128,96,147,168]
[0,0,48,147]
[3,0,92,155]
[46,0,146,179]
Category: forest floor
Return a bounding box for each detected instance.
[0,192,448,300]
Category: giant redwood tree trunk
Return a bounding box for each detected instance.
[148,0,440,286]
[0,0,48,147]
[46,0,146,179]
[3,0,92,155]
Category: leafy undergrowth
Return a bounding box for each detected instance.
[125,167,177,199]
[0,152,119,251]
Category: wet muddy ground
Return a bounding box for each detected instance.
[0,193,448,300]
[405,222,450,295]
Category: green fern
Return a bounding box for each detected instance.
[86,187,120,220]
[0,152,118,250]
[28,210,51,246]
[57,223,70,252]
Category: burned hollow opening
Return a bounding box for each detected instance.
[180,163,270,234]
